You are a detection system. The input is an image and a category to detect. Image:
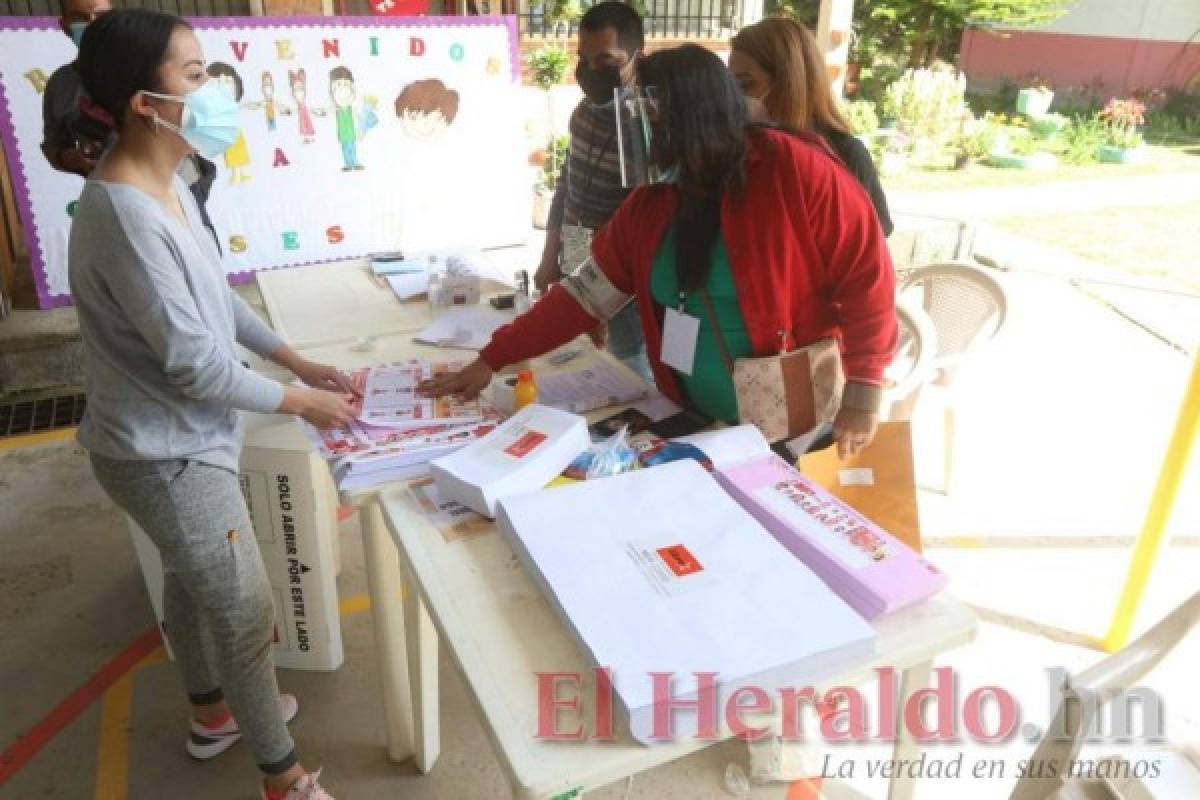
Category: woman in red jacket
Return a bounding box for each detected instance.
[424,45,896,457]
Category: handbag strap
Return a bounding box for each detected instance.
[696,288,735,375]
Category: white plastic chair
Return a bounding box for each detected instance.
[1010,592,1200,800]
[888,261,1008,493]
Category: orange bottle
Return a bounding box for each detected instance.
[513,369,538,410]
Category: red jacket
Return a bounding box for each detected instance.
[482,128,897,411]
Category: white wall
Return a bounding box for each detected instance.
[1013,0,1200,43]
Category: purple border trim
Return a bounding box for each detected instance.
[0,19,66,307]
[0,15,522,309]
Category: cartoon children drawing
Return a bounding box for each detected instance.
[206,62,251,184]
[329,66,364,171]
[261,71,279,131]
[288,68,325,144]
[395,79,460,140]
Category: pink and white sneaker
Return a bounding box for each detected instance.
[261,769,335,800]
[186,693,300,761]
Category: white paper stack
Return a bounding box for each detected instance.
[414,306,515,351]
[491,350,650,414]
[495,459,877,744]
[430,404,590,516]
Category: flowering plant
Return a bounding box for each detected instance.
[1097,97,1145,149]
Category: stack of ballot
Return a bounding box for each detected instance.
[495,458,877,744]
[306,413,502,491]
[349,361,483,428]
[430,404,589,516]
[303,360,498,490]
[716,455,947,619]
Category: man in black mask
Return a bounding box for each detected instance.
[533,0,652,382]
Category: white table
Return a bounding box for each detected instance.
[376,487,976,799]
[260,258,979,798]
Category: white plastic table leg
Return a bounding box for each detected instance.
[361,499,415,763]
[887,659,934,800]
[402,560,441,773]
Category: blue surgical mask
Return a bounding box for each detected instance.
[68,21,87,48]
[143,84,241,159]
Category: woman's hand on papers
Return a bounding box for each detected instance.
[291,357,357,395]
[832,407,878,460]
[281,386,358,430]
[417,358,494,401]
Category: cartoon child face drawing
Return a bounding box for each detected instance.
[262,72,275,100]
[394,79,460,140]
[205,62,250,183]
[207,62,244,103]
[290,70,307,103]
[331,76,356,109]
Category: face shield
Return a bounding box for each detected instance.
[612,86,674,188]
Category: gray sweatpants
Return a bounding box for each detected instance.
[90,454,296,774]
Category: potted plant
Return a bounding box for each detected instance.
[987,124,1056,170]
[532,134,568,229]
[1096,97,1147,163]
[527,45,570,91]
[1028,112,1069,139]
[1016,74,1054,117]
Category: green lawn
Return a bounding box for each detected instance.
[881,144,1200,193]
[994,203,1200,293]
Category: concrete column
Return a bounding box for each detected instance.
[817,0,855,97]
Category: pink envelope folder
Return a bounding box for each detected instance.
[716,455,947,619]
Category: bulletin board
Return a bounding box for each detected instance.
[0,16,529,309]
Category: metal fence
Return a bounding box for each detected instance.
[522,0,743,40]
[1,0,254,15]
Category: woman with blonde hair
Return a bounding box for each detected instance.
[730,17,892,235]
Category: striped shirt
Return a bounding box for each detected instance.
[548,100,633,232]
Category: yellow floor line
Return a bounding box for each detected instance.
[338,593,371,617]
[93,593,376,798]
[0,427,77,451]
[93,668,135,800]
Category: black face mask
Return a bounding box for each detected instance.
[575,61,624,106]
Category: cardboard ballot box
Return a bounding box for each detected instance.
[127,415,345,671]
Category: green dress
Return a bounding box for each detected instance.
[650,231,752,423]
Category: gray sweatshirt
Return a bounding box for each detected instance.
[69,175,286,473]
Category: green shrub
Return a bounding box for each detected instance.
[545,0,582,24]
[527,46,570,90]
[882,62,967,154]
[842,99,880,135]
[955,112,1004,160]
[540,134,569,190]
[1060,116,1105,164]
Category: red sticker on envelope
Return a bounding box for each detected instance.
[503,429,548,458]
[656,544,703,577]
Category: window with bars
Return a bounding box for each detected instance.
[522,0,743,40]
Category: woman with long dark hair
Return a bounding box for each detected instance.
[423,45,896,458]
[730,17,893,235]
[71,10,348,798]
